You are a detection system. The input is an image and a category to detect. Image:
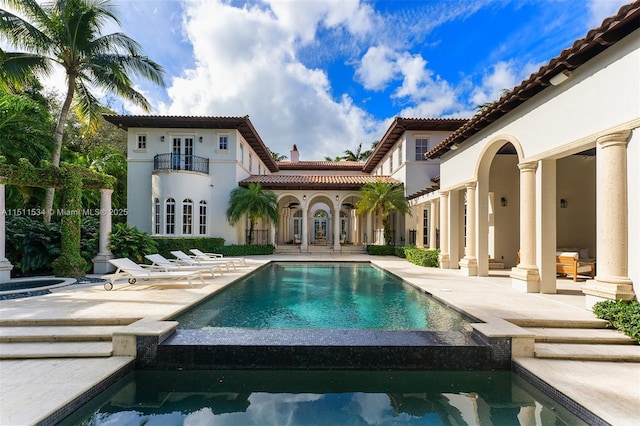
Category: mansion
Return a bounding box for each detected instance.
[101,2,639,307]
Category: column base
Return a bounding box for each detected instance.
[582,277,635,310]
[92,254,115,274]
[0,259,13,282]
[438,253,450,269]
[459,257,477,276]
[510,266,540,293]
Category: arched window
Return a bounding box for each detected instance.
[165,198,175,234]
[154,198,160,234]
[183,199,193,234]
[199,201,207,235]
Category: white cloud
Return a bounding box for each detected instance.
[356,46,397,90]
[587,0,629,28]
[164,0,380,159]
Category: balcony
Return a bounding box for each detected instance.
[153,153,209,174]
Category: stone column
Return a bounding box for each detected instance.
[301,204,309,251]
[429,198,438,249]
[511,162,540,292]
[583,131,635,306]
[459,182,477,276]
[333,201,341,250]
[0,183,14,281]
[438,191,450,269]
[92,188,114,274]
[366,212,372,246]
[270,222,276,247]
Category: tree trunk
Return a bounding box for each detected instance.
[43,76,75,223]
[247,219,255,245]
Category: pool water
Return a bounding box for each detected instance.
[176,262,471,331]
[62,370,585,425]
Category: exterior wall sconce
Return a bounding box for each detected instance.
[560,199,568,208]
[198,136,203,143]
[303,195,307,201]
[449,143,460,151]
[336,195,339,201]
[160,136,165,142]
[500,197,507,207]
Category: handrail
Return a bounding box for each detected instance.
[153,153,209,174]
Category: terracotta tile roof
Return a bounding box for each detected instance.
[426,1,640,159]
[277,160,364,170]
[239,175,401,190]
[102,114,279,172]
[363,117,467,173]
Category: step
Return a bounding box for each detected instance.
[488,261,505,270]
[0,325,123,342]
[0,341,113,359]
[525,327,635,344]
[508,318,608,329]
[0,317,138,327]
[534,343,640,362]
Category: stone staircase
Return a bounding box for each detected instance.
[0,319,133,359]
[510,318,640,362]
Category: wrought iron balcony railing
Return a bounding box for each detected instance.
[153,153,209,174]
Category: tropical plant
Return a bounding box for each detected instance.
[356,181,410,245]
[5,215,99,276]
[109,223,158,264]
[268,149,287,162]
[226,183,279,245]
[343,142,371,162]
[0,0,165,222]
[0,91,55,165]
[324,155,342,162]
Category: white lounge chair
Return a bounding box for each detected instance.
[103,258,204,291]
[189,249,247,266]
[145,254,224,277]
[170,250,234,271]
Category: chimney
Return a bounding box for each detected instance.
[290,144,300,163]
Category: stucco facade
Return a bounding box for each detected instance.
[95,3,640,307]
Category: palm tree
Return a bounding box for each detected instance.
[324,155,342,162]
[356,181,410,245]
[268,149,287,162]
[343,142,368,162]
[226,183,279,245]
[0,0,165,222]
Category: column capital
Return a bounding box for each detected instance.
[438,190,449,198]
[99,188,114,195]
[464,181,476,190]
[518,161,538,172]
[596,130,632,148]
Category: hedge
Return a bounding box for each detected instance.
[592,299,640,342]
[366,245,396,256]
[151,237,274,258]
[404,246,440,268]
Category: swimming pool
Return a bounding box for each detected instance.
[61,369,586,425]
[175,262,471,331]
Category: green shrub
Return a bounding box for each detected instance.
[109,223,158,264]
[404,246,440,268]
[395,246,408,258]
[152,237,225,258]
[152,237,274,258]
[367,245,396,256]
[592,300,640,342]
[217,244,274,256]
[5,215,99,276]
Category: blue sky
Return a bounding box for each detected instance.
[21,0,635,159]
